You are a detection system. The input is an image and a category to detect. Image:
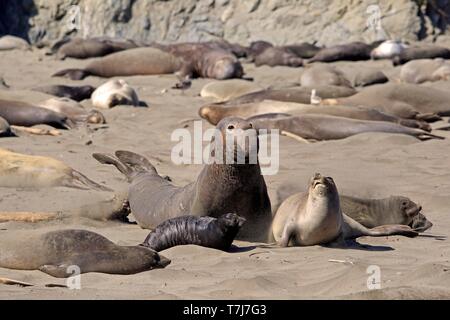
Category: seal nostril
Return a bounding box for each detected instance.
[227,124,235,130]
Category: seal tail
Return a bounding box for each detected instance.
[115,150,158,175]
[65,170,113,192]
[52,68,90,80]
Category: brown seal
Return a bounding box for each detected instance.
[272,173,418,247]
[32,84,95,101]
[400,58,450,84]
[300,65,352,88]
[0,229,170,278]
[55,37,139,59]
[254,47,303,67]
[392,45,450,65]
[308,42,374,63]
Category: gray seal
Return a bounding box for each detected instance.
[32,85,96,101]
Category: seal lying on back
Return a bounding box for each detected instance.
[340,195,433,232]
[272,173,418,247]
[93,117,272,242]
[400,58,450,84]
[392,45,450,65]
[0,229,170,278]
[0,99,73,129]
[0,148,110,191]
[249,113,443,141]
[142,213,246,252]
[300,65,352,88]
[308,42,374,63]
[53,47,183,80]
[56,37,139,59]
[32,85,95,101]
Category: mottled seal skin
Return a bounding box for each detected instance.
[340,195,432,232]
[400,58,450,84]
[248,113,443,141]
[0,99,73,129]
[142,213,246,252]
[56,37,139,59]
[254,47,303,67]
[308,42,373,63]
[300,65,352,88]
[53,47,182,80]
[272,173,418,247]
[32,85,95,101]
[0,229,170,278]
[393,45,450,65]
[93,117,272,242]
[0,116,13,137]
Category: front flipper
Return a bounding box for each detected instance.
[39,264,75,278]
[278,223,296,247]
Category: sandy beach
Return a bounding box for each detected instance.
[0,48,449,299]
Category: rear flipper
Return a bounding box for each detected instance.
[52,68,90,80]
[415,131,445,141]
[64,170,112,192]
[39,264,73,278]
[415,113,442,122]
[92,153,134,181]
[398,119,431,132]
[115,150,158,175]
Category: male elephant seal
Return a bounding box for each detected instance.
[254,47,303,67]
[248,113,442,141]
[0,99,73,129]
[0,148,110,190]
[0,229,170,278]
[142,213,246,252]
[200,79,263,102]
[56,37,139,59]
[93,117,272,242]
[0,35,30,51]
[308,42,373,63]
[400,58,450,84]
[340,195,433,233]
[0,116,13,137]
[272,173,418,247]
[53,47,183,80]
[300,65,352,88]
[32,84,95,101]
[370,40,407,60]
[91,79,139,109]
[392,45,450,65]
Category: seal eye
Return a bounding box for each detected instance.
[227,124,235,130]
[249,123,253,128]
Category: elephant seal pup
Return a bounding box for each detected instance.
[91,79,139,109]
[300,65,352,88]
[0,35,30,51]
[53,47,183,80]
[248,113,443,141]
[93,118,272,242]
[200,79,263,102]
[392,45,450,65]
[370,40,407,60]
[0,116,13,137]
[38,97,106,124]
[0,229,170,278]
[56,37,138,59]
[32,85,95,101]
[254,47,303,67]
[272,173,418,247]
[142,213,246,252]
[308,42,373,63]
[199,100,431,131]
[400,58,450,84]
[0,148,110,191]
[340,195,432,232]
[0,99,73,129]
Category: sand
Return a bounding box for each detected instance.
[0,49,449,299]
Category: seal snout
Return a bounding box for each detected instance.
[156,254,171,268]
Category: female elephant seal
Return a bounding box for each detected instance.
[272,173,418,247]
[0,148,110,191]
[308,42,373,63]
[400,58,450,84]
[56,37,138,59]
[254,47,303,67]
[300,65,353,88]
[340,195,432,232]
[392,45,450,65]
[32,84,95,101]
[93,117,272,242]
[91,79,139,109]
[142,213,246,252]
[0,229,170,278]
[38,97,106,124]
[200,79,263,102]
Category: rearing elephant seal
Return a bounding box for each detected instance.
[142,213,246,252]
[93,117,272,242]
[0,229,170,278]
[272,173,418,247]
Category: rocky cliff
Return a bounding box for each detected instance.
[1,0,449,46]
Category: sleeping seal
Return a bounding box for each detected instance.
[300,65,352,88]
[0,229,170,278]
[392,45,450,65]
[254,47,303,67]
[272,173,418,247]
[200,79,263,102]
[400,58,450,84]
[370,40,407,60]
[308,42,373,63]
[142,213,246,252]
[91,79,139,109]
[32,85,95,101]
[38,97,105,124]
[56,37,139,59]
[0,35,30,51]
[93,117,272,242]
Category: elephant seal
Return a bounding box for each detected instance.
[38,97,106,124]
[0,99,73,129]
[248,113,442,141]
[370,40,407,60]
[0,229,170,278]
[0,76,9,89]
[392,45,450,65]
[340,195,432,233]
[283,42,321,59]
[91,79,139,109]
[53,47,183,80]
[300,65,352,88]
[324,83,450,117]
[204,40,249,58]
[200,79,263,102]
[308,42,373,63]
[32,85,95,101]
[93,118,272,242]
[0,35,30,51]
[400,58,450,84]
[0,148,110,191]
[247,41,274,59]
[141,213,246,252]
[56,37,139,59]
[353,70,389,87]
[0,116,13,137]
[272,173,418,247]
[254,47,303,67]
[199,100,431,131]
